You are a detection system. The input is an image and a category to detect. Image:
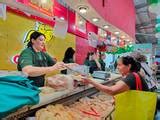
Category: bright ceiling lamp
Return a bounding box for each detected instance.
[103,33,107,37]
[79,6,88,14]
[60,17,65,20]
[121,35,125,38]
[114,31,120,35]
[78,21,83,25]
[103,25,109,29]
[41,0,47,4]
[92,17,99,22]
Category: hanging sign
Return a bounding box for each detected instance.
[88,32,98,48]
[16,0,54,16]
[53,16,68,39]
[76,13,86,33]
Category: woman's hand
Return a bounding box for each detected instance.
[51,62,66,70]
[81,77,93,85]
[65,63,79,68]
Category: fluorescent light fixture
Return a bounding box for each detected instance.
[60,17,65,20]
[79,6,88,14]
[114,31,120,35]
[103,25,109,29]
[121,35,125,38]
[92,18,99,22]
[78,21,83,25]
[41,0,47,4]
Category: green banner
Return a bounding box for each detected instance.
[148,0,160,4]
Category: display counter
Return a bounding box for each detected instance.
[4,73,122,120]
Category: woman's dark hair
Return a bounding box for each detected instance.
[27,31,45,48]
[120,56,141,72]
[99,52,105,60]
[86,52,94,60]
[130,51,147,62]
[63,47,75,62]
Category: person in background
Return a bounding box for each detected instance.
[83,56,149,95]
[17,31,66,87]
[152,62,158,75]
[130,51,158,91]
[114,56,120,70]
[84,52,102,74]
[84,52,92,66]
[61,47,75,74]
[99,52,106,71]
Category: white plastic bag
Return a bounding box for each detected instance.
[47,74,74,91]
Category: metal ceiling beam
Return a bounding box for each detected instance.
[136,33,155,36]
[135,3,148,9]
[136,19,155,28]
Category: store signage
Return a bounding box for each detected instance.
[53,16,68,39]
[11,21,54,64]
[88,32,98,48]
[76,13,86,33]
[11,55,20,64]
[16,0,54,16]
[133,43,152,54]
[23,22,54,45]
[28,0,54,16]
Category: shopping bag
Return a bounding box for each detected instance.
[114,73,157,120]
[114,90,157,120]
[0,76,40,118]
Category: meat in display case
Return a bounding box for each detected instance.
[3,73,121,120]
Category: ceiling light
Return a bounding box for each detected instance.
[111,37,116,40]
[79,6,88,14]
[114,31,120,35]
[121,35,125,38]
[41,0,47,4]
[103,25,109,29]
[104,33,107,36]
[92,18,99,22]
[78,21,83,25]
[73,25,76,30]
[60,17,65,20]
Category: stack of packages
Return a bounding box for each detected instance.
[40,74,87,95]
[36,95,113,120]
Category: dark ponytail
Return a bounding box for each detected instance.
[120,56,141,72]
[27,31,45,48]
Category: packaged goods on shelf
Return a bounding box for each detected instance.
[47,74,74,91]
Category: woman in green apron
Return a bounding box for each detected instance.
[17,31,66,87]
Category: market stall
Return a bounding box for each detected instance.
[3,73,121,120]
[0,0,143,120]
